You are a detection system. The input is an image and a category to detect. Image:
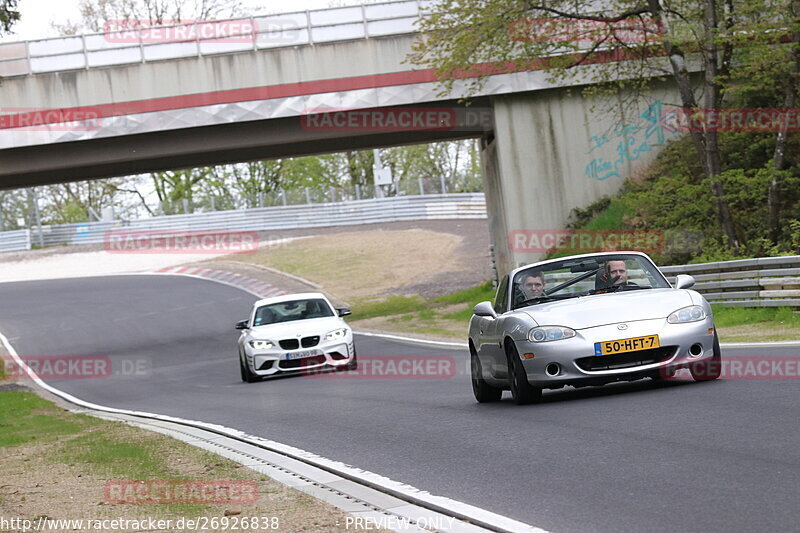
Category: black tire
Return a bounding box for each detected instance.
[240,355,260,383]
[471,350,502,403]
[690,333,722,381]
[506,342,542,405]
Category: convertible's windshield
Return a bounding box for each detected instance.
[253,298,334,326]
[511,254,670,309]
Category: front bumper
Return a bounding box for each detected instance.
[244,337,355,377]
[516,317,715,389]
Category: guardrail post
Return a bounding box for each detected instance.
[280,189,287,206]
[259,192,265,208]
[305,187,312,204]
[306,10,314,45]
[82,33,89,69]
[418,177,425,195]
[30,188,44,248]
[355,184,361,200]
[330,186,336,203]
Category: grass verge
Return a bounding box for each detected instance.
[350,283,800,343]
[348,281,495,341]
[713,305,800,342]
[0,389,389,532]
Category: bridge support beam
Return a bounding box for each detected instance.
[484,82,680,277]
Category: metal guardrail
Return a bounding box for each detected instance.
[0,229,31,252]
[3,193,486,252]
[661,256,800,308]
[0,0,429,77]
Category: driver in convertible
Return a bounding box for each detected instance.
[597,260,638,289]
[521,270,546,299]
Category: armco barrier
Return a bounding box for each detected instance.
[0,229,31,252]
[0,193,487,251]
[661,256,800,308]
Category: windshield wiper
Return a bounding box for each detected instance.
[515,294,574,308]
[545,266,604,296]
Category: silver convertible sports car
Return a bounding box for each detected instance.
[236,292,356,382]
[469,251,721,404]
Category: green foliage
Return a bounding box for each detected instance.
[432,280,495,305]
[0,0,19,33]
[567,197,612,229]
[568,127,800,265]
[351,296,425,320]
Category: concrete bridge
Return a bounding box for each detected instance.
[0,0,681,274]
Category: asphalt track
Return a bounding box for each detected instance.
[1,275,798,532]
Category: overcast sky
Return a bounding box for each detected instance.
[2,0,374,42]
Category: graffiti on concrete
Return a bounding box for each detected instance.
[585,100,679,181]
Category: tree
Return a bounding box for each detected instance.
[0,0,19,34]
[56,0,244,34]
[408,0,799,254]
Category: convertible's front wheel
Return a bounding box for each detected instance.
[471,351,502,403]
[690,333,722,381]
[506,343,542,405]
[240,355,260,383]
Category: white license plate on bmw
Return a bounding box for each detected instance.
[284,349,322,360]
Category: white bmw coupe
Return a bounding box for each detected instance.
[236,292,356,382]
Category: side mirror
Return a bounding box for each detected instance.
[675,274,696,290]
[235,319,249,330]
[473,301,498,319]
[336,307,352,317]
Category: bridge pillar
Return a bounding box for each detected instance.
[484,83,680,276]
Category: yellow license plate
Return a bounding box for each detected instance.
[594,335,660,356]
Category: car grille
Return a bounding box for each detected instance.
[279,337,320,350]
[575,346,676,372]
[279,339,300,350]
[301,336,320,348]
[279,355,326,370]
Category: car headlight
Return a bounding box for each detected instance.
[325,328,349,341]
[528,326,576,342]
[667,305,706,324]
[248,339,274,349]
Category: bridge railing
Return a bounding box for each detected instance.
[4,192,486,251]
[0,0,430,77]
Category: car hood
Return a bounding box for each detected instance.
[248,316,346,339]
[521,289,694,330]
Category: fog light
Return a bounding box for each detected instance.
[545,363,560,376]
